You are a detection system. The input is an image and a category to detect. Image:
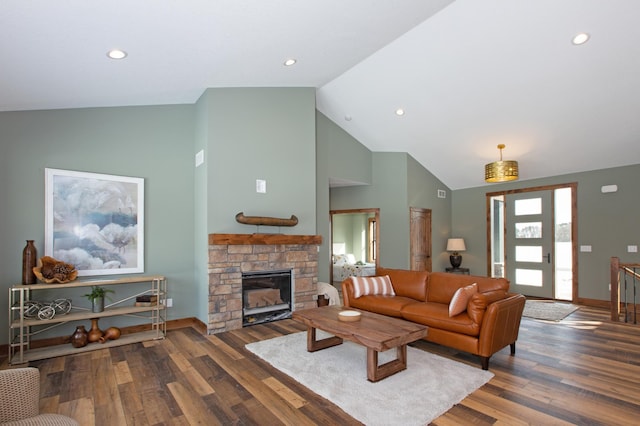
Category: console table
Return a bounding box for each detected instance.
[8,276,166,364]
[445,267,470,275]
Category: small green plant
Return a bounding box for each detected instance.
[84,286,114,302]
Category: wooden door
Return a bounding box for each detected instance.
[410,207,432,271]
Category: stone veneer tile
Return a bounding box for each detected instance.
[208,240,319,334]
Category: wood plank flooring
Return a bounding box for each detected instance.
[2,306,640,425]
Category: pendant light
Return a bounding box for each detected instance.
[485,144,519,183]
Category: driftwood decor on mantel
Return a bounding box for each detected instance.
[235,212,298,227]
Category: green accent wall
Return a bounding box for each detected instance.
[0,105,197,343]
[201,88,317,235]
[330,152,452,270]
[406,154,452,270]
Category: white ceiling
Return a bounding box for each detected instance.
[2,0,640,189]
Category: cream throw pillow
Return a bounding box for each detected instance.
[351,275,395,299]
[448,283,478,317]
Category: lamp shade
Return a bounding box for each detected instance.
[446,238,466,252]
[485,160,519,183]
[485,144,519,183]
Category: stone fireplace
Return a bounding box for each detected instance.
[207,233,321,334]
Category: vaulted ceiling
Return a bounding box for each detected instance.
[2,1,639,189]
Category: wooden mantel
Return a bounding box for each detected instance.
[209,233,322,245]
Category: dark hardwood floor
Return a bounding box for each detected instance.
[3,306,640,425]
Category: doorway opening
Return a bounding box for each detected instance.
[487,183,577,301]
[330,208,380,284]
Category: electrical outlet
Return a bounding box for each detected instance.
[166,298,173,307]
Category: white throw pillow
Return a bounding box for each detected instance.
[448,283,478,317]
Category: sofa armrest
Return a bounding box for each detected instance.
[477,293,526,358]
[341,278,355,307]
[467,290,508,324]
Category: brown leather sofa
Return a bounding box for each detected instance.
[342,267,526,370]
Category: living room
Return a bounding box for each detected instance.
[2,1,640,424]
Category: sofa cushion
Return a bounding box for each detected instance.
[376,268,428,301]
[401,302,481,337]
[427,272,509,304]
[351,275,395,299]
[348,295,419,318]
[449,283,477,316]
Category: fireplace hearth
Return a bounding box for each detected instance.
[207,233,321,334]
[243,269,293,326]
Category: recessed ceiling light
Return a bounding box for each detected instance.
[395,108,405,116]
[107,49,128,59]
[284,58,297,66]
[572,33,590,45]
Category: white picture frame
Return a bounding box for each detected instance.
[45,168,144,276]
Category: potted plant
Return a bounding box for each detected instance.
[84,286,114,313]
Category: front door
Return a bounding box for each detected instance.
[410,207,432,271]
[506,191,554,298]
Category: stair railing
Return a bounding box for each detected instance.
[610,257,640,323]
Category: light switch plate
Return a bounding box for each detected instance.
[628,245,638,253]
[256,179,266,193]
[195,150,204,167]
[580,245,592,252]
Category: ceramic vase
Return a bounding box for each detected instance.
[88,318,103,343]
[99,327,121,343]
[70,325,88,348]
[22,240,37,285]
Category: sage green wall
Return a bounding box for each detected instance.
[406,155,453,271]
[194,96,210,323]
[316,111,373,281]
[329,150,454,271]
[0,105,197,343]
[319,112,372,185]
[315,112,331,283]
[202,88,317,234]
[452,163,640,302]
[331,153,411,269]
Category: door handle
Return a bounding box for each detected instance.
[545,253,551,263]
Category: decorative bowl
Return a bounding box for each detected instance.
[338,310,362,322]
[33,256,78,284]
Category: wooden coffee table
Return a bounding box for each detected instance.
[292,306,428,382]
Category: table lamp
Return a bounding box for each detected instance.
[446,238,466,269]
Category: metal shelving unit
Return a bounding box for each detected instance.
[8,275,166,364]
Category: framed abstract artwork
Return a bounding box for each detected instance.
[45,168,144,276]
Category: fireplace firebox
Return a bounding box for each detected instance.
[242,269,293,327]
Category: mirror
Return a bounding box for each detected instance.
[330,208,380,284]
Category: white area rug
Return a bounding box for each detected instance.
[523,300,579,321]
[246,331,493,426]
